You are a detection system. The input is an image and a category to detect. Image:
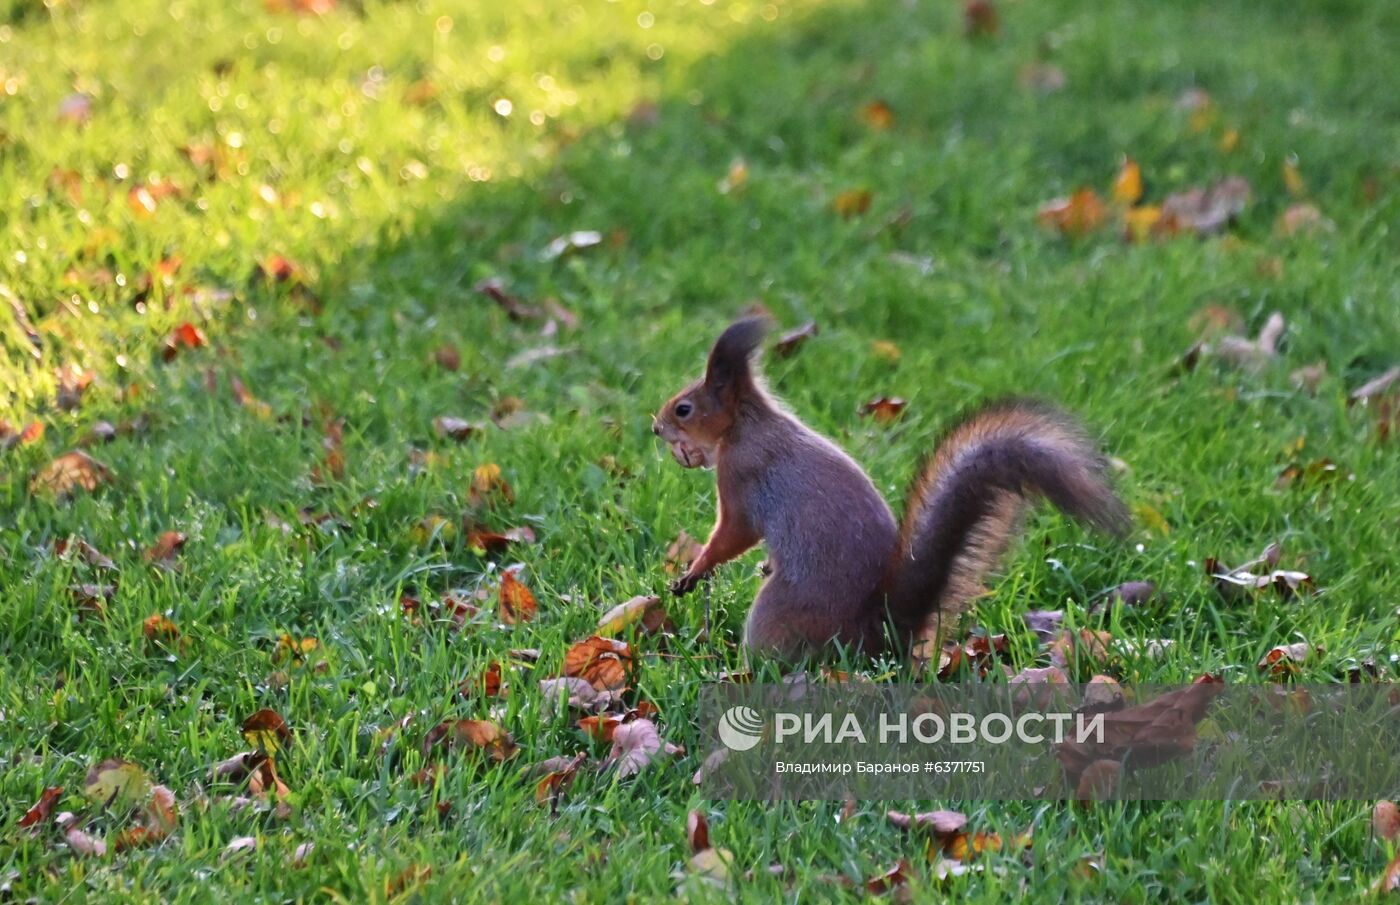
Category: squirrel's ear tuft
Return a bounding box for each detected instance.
[704,316,772,398]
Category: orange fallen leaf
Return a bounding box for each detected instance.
[19,787,63,829]
[30,450,112,498]
[860,100,895,130]
[859,397,907,423]
[241,708,291,754]
[160,322,208,361]
[833,188,872,218]
[773,321,819,358]
[1037,188,1106,237]
[471,463,514,507]
[498,570,538,624]
[421,719,517,761]
[1112,159,1143,204]
[563,636,633,691]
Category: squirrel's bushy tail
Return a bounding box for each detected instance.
[881,399,1128,650]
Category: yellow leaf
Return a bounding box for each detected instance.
[833,188,872,218]
[1132,502,1170,536]
[1123,205,1162,243]
[1282,160,1306,196]
[1112,160,1142,204]
[871,340,902,363]
[860,99,894,130]
[1219,128,1240,153]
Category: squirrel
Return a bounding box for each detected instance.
[651,316,1129,661]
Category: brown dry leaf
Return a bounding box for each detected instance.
[773,321,819,358]
[141,613,181,645]
[470,463,514,507]
[1056,675,1223,786]
[498,570,538,624]
[1351,366,1400,402]
[434,344,461,371]
[1257,642,1315,677]
[0,419,44,449]
[534,752,588,804]
[833,188,873,218]
[597,595,671,636]
[433,416,483,442]
[144,530,187,565]
[866,859,912,894]
[69,583,114,618]
[687,809,711,853]
[963,0,998,37]
[1277,202,1325,237]
[665,531,704,576]
[1112,159,1143,205]
[465,524,537,555]
[55,537,116,570]
[1158,176,1250,236]
[241,708,292,755]
[160,322,208,361]
[1048,628,1114,669]
[462,661,504,698]
[859,397,907,424]
[421,719,518,761]
[564,636,633,691]
[19,786,63,829]
[861,100,895,130]
[1037,188,1106,237]
[30,450,112,498]
[1290,361,1328,394]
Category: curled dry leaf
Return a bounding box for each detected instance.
[470,463,514,507]
[687,809,711,853]
[608,718,669,778]
[1257,642,1315,677]
[498,570,538,624]
[1158,176,1250,236]
[0,419,44,450]
[773,322,818,358]
[859,397,907,424]
[84,759,150,810]
[462,661,504,698]
[434,416,483,442]
[160,322,208,361]
[225,835,257,856]
[421,719,518,761]
[866,859,912,894]
[1351,366,1400,403]
[597,595,672,636]
[1048,628,1113,669]
[144,530,187,565]
[141,613,181,644]
[69,583,114,617]
[540,676,612,712]
[535,752,588,804]
[465,524,536,555]
[240,708,292,754]
[19,787,63,829]
[64,824,107,857]
[1083,675,1126,711]
[55,537,116,570]
[30,450,112,498]
[563,636,632,691]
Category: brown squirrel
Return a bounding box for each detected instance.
[652,316,1129,660]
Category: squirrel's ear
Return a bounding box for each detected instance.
[704,316,771,399]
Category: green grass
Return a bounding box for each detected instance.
[3,0,1400,900]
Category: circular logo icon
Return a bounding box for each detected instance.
[717,705,764,751]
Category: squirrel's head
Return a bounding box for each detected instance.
[653,315,772,469]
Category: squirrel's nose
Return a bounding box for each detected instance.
[651,420,661,436]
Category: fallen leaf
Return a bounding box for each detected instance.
[1076,759,1122,802]
[717,158,748,195]
[1376,850,1400,894]
[464,524,537,555]
[462,661,504,698]
[1037,188,1106,237]
[608,719,667,777]
[1351,366,1400,402]
[498,570,538,624]
[540,676,611,712]
[887,809,967,835]
[1157,176,1250,235]
[84,759,150,810]
[871,340,901,363]
[19,787,63,829]
[860,100,894,130]
[1112,159,1143,204]
[64,823,107,856]
[1018,62,1066,93]
[0,420,44,449]
[434,344,461,371]
[470,463,514,507]
[834,188,873,218]
[597,595,671,635]
[144,530,187,565]
[30,450,112,498]
[292,841,316,867]
[1277,202,1325,237]
[241,708,291,755]
[421,719,517,761]
[866,859,912,894]
[773,321,819,358]
[563,636,632,691]
[141,614,181,644]
[963,0,998,37]
[433,416,483,442]
[664,531,704,576]
[225,835,257,856]
[535,752,588,804]
[687,810,711,853]
[1023,610,1064,641]
[1257,641,1315,676]
[859,397,907,423]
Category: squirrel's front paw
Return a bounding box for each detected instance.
[670,571,703,596]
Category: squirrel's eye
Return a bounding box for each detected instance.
[674,402,693,419]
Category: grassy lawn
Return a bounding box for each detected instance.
[3,0,1399,900]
